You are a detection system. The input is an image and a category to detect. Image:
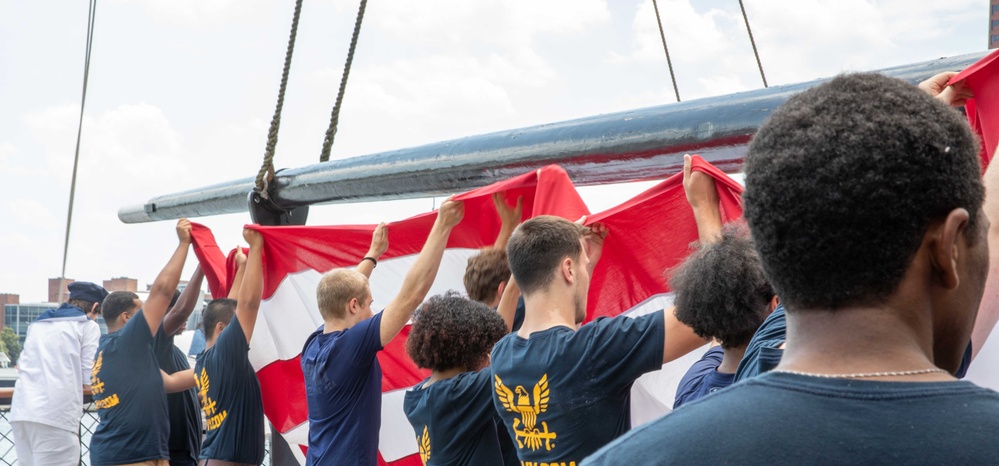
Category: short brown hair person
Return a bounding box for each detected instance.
[463,248,510,304]
[506,215,586,296]
[316,269,371,319]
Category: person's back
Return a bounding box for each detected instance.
[588,372,999,465]
[402,292,511,466]
[584,73,999,465]
[12,314,100,427]
[10,282,105,466]
[91,303,171,465]
[492,215,708,464]
[490,313,665,463]
[302,311,383,465]
[304,203,464,465]
[195,229,267,465]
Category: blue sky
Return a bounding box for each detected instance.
[0,0,987,301]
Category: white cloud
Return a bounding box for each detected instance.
[4,198,58,229]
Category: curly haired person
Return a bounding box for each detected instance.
[403,292,509,465]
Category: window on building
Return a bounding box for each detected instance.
[992,19,999,29]
[993,4,999,14]
[993,35,999,43]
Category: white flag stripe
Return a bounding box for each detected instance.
[251,249,480,368]
[380,388,422,461]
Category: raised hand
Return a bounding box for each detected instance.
[437,199,465,230]
[493,192,523,228]
[682,154,720,210]
[367,222,389,259]
[177,219,193,244]
[918,71,973,108]
[243,227,263,247]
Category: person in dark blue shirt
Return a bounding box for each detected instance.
[302,200,464,466]
[491,214,708,465]
[464,193,523,331]
[670,225,776,408]
[154,267,206,466]
[584,73,999,465]
[403,292,509,466]
[194,228,266,465]
[90,220,199,466]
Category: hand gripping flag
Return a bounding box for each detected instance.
[190,158,744,465]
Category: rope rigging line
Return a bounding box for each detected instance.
[319,0,368,163]
[651,0,681,102]
[256,0,305,199]
[59,0,98,303]
[738,0,768,88]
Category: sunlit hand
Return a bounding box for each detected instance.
[243,227,263,247]
[234,245,247,267]
[437,198,465,229]
[176,219,192,244]
[683,154,720,210]
[918,71,974,107]
[367,222,389,258]
[493,192,524,228]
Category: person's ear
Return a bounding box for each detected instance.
[349,297,360,315]
[215,321,225,335]
[930,208,970,290]
[497,280,507,299]
[561,257,575,284]
[769,295,780,312]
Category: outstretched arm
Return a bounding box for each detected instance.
[492,192,523,251]
[161,266,205,336]
[380,200,464,347]
[357,223,388,278]
[161,368,196,394]
[227,247,246,300]
[497,275,520,332]
[145,220,193,337]
[236,229,264,344]
[683,154,723,244]
[663,306,711,364]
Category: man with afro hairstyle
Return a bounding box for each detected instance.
[670,224,775,409]
[585,73,999,465]
[403,292,510,465]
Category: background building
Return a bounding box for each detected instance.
[991,0,999,49]
[47,277,74,303]
[104,277,138,292]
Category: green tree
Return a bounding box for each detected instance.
[2,328,21,366]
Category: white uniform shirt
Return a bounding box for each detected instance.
[10,313,101,432]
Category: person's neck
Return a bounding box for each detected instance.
[717,343,748,374]
[425,367,465,387]
[205,337,217,350]
[517,291,577,338]
[778,304,951,381]
[324,318,351,334]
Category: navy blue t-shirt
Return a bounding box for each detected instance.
[302,312,384,466]
[153,329,201,463]
[673,346,734,409]
[584,372,999,465]
[194,316,265,464]
[90,310,170,465]
[490,310,665,465]
[404,371,512,466]
[734,305,974,382]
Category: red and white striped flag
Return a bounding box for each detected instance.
[191,158,744,465]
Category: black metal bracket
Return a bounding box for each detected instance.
[248,186,309,227]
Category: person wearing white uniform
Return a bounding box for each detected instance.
[10,281,106,465]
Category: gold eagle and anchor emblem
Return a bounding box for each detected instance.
[418,425,431,464]
[495,373,555,451]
